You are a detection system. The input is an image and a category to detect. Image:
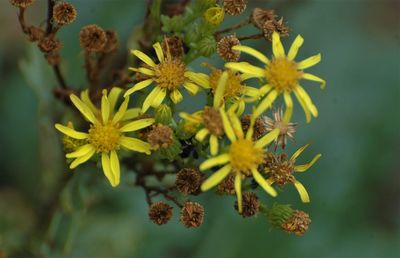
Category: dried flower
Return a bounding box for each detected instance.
[281,210,311,236]
[147,124,174,150]
[176,168,203,195]
[235,192,260,217]
[9,0,35,8]
[241,115,267,141]
[264,107,297,149]
[79,24,107,52]
[217,174,235,194]
[27,26,45,42]
[250,8,276,29]
[217,34,241,62]
[223,0,247,16]
[161,36,184,58]
[102,30,118,53]
[38,37,62,53]
[148,202,173,225]
[180,202,205,228]
[263,18,290,41]
[53,2,77,25]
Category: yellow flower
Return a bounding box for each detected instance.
[125,42,208,112]
[204,5,225,26]
[226,31,326,123]
[265,144,321,203]
[55,88,155,187]
[199,109,280,213]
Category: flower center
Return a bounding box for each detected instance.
[209,69,243,98]
[202,106,224,136]
[154,59,186,90]
[88,122,121,152]
[266,154,295,185]
[229,138,265,175]
[265,58,303,91]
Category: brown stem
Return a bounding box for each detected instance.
[53,65,68,89]
[18,7,29,33]
[46,0,55,35]
[215,18,251,35]
[237,33,264,41]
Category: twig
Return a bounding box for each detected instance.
[46,0,55,35]
[237,33,264,41]
[215,18,251,35]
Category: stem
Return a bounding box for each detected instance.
[215,18,251,35]
[46,0,55,35]
[237,33,264,41]
[18,7,28,33]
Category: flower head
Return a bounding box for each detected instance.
[203,5,225,26]
[264,107,297,149]
[55,88,154,187]
[125,43,207,112]
[226,31,326,122]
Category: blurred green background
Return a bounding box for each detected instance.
[1,0,399,257]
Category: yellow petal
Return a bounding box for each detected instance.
[272,31,285,58]
[121,108,141,121]
[128,67,155,76]
[183,82,199,95]
[227,110,243,139]
[170,89,183,104]
[252,169,277,197]
[219,108,236,142]
[195,128,210,142]
[253,89,278,118]
[297,54,321,70]
[108,87,123,111]
[295,86,318,118]
[180,111,203,124]
[283,91,293,123]
[185,72,210,88]
[235,172,242,213]
[210,134,219,156]
[80,90,98,115]
[302,73,326,89]
[225,62,265,78]
[124,79,153,97]
[243,86,260,97]
[199,153,230,171]
[293,180,310,203]
[291,144,310,161]
[70,94,97,124]
[153,42,164,62]
[151,88,167,108]
[120,136,151,154]
[245,115,255,140]
[131,49,156,67]
[259,84,272,96]
[101,153,116,187]
[295,154,322,172]
[201,165,232,191]
[255,128,280,148]
[112,97,129,124]
[55,124,88,139]
[120,118,155,132]
[293,89,311,123]
[70,148,95,169]
[142,87,161,113]
[287,34,304,60]
[101,93,110,123]
[213,71,228,108]
[66,144,95,158]
[232,45,270,64]
[110,150,120,187]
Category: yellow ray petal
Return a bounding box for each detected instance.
[291,144,310,161]
[124,79,154,97]
[55,124,88,139]
[128,67,155,76]
[199,153,230,171]
[297,54,321,70]
[195,128,210,142]
[180,112,203,124]
[108,87,123,111]
[183,82,199,95]
[287,34,304,60]
[120,136,151,154]
[121,108,141,121]
[120,118,155,132]
[235,99,245,116]
[153,42,164,62]
[142,87,161,113]
[170,89,183,104]
[232,45,270,64]
[295,154,322,172]
[70,94,97,124]
[235,172,242,213]
[253,89,278,118]
[80,90,98,115]
[201,164,232,191]
[219,108,236,142]
[101,153,116,187]
[295,86,318,118]
[227,110,243,139]
[293,180,310,203]
[255,128,280,148]
[302,73,326,89]
[259,84,272,96]
[101,92,110,123]
[252,168,277,197]
[243,86,260,97]
[293,88,311,123]
[185,72,210,88]
[70,148,95,169]
[131,49,156,67]
[213,71,228,108]
[210,134,219,156]
[112,97,129,124]
[66,144,95,158]
[272,31,285,58]
[245,115,255,140]
[110,150,120,187]
[225,62,265,78]
[283,91,293,123]
[151,88,167,108]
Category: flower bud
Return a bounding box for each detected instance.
[198,35,216,57]
[155,104,172,125]
[203,5,225,26]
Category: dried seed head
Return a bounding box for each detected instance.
[38,37,62,53]
[263,18,290,41]
[161,36,184,58]
[9,0,35,8]
[148,202,173,225]
[79,24,107,52]
[250,8,276,29]
[202,106,224,136]
[176,168,203,195]
[147,124,174,150]
[53,2,77,25]
[265,152,295,185]
[180,202,205,228]
[241,115,267,141]
[27,26,45,42]
[235,192,260,217]
[281,210,311,236]
[217,174,235,194]
[223,0,247,16]
[264,107,297,149]
[102,30,118,53]
[217,34,241,62]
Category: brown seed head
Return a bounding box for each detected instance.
[223,0,247,16]
[102,30,118,53]
[161,36,184,58]
[45,51,61,65]
[217,174,235,195]
[176,168,203,195]
[27,26,45,42]
[180,202,205,228]
[148,202,173,225]
[235,192,260,217]
[38,37,62,53]
[263,18,290,41]
[241,115,267,141]
[250,8,276,29]
[202,106,224,136]
[53,2,77,25]
[147,124,174,150]
[79,24,107,52]
[281,210,311,236]
[265,153,295,185]
[9,0,35,8]
[217,34,241,62]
